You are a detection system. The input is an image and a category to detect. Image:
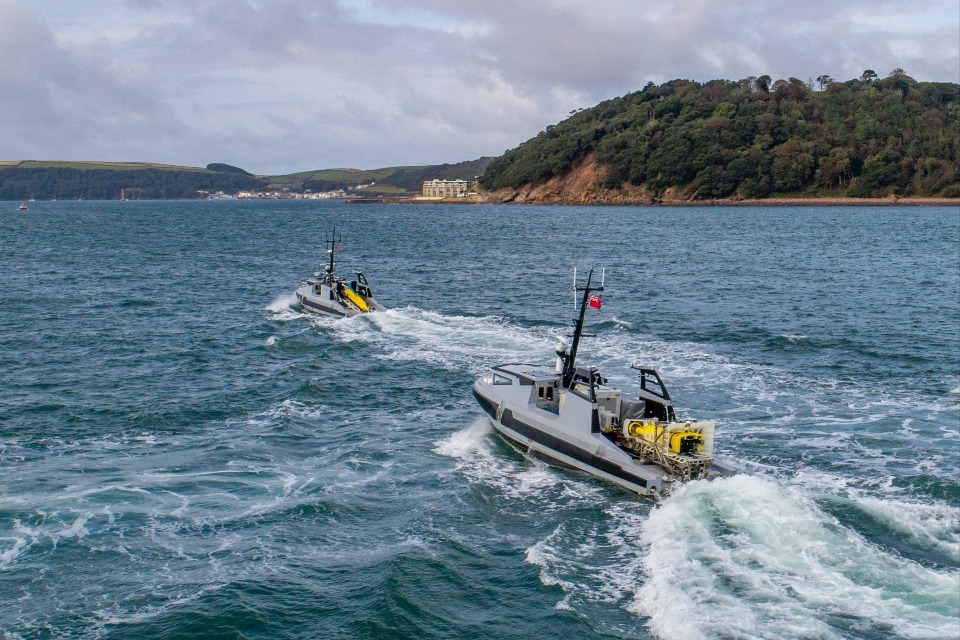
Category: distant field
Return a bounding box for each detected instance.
[355,184,411,195]
[16,161,209,172]
[271,166,427,183]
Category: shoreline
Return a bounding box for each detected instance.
[346,196,960,206]
[7,196,957,206]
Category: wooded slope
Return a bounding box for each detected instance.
[481,74,960,199]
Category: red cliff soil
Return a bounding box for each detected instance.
[484,153,655,205]
[481,153,960,207]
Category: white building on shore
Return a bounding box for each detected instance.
[422,179,468,198]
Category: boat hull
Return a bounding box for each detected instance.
[295,284,382,318]
[472,386,665,496]
[296,288,357,317]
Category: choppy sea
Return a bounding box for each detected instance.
[1,201,958,639]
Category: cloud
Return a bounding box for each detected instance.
[3,0,958,174]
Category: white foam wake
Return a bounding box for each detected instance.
[630,475,959,640]
[265,292,303,320]
[434,419,603,508]
[432,417,492,459]
[332,306,554,373]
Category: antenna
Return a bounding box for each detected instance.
[562,267,605,388]
[572,267,577,309]
[326,225,342,281]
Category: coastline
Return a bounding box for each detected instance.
[346,195,960,206]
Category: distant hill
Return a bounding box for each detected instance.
[0,158,493,200]
[480,73,960,202]
[0,161,266,200]
[271,157,493,195]
[15,160,210,172]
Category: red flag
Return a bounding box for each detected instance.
[588,294,602,309]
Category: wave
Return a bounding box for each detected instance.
[818,492,960,565]
[433,418,604,510]
[329,306,555,373]
[517,473,959,640]
[627,475,959,640]
[265,292,304,321]
[318,305,960,491]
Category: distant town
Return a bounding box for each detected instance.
[0,159,493,202]
[202,178,477,201]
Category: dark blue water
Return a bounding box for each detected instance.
[1,201,958,639]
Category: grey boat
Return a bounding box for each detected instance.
[296,227,383,318]
[472,269,734,496]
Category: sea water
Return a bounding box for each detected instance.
[0,201,957,639]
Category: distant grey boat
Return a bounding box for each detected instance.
[472,269,734,496]
[295,227,383,318]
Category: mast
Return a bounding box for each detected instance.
[326,226,341,281]
[561,268,603,388]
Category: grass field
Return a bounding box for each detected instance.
[13,161,210,172]
[355,184,413,195]
[271,165,427,183]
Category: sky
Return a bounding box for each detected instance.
[2,0,958,175]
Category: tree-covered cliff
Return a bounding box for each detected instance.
[481,73,960,199]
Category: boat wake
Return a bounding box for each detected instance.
[631,475,959,639]
[273,302,958,640]
[433,419,604,509]
[265,292,304,321]
[329,306,555,373]
[323,305,959,489]
[523,474,959,640]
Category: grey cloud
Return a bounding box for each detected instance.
[3,0,958,174]
[0,1,190,161]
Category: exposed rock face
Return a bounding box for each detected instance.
[483,153,659,205]
[480,153,960,206]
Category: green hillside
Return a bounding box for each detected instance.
[0,162,265,200]
[481,73,960,199]
[16,160,209,172]
[270,158,492,195]
[373,158,492,193]
[0,156,492,200]
[272,166,410,184]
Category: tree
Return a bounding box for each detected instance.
[206,163,252,175]
[476,75,959,198]
[862,150,902,187]
[860,69,878,83]
[817,148,852,188]
[771,139,815,191]
[888,68,907,78]
[816,74,834,91]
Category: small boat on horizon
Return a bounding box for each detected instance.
[18,203,27,211]
[295,227,383,318]
[472,268,734,497]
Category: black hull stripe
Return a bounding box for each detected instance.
[297,294,349,317]
[472,388,647,489]
[473,387,498,419]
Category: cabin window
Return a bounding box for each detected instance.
[493,374,513,386]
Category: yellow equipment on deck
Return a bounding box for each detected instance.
[621,418,714,481]
[624,420,704,454]
[342,284,370,312]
